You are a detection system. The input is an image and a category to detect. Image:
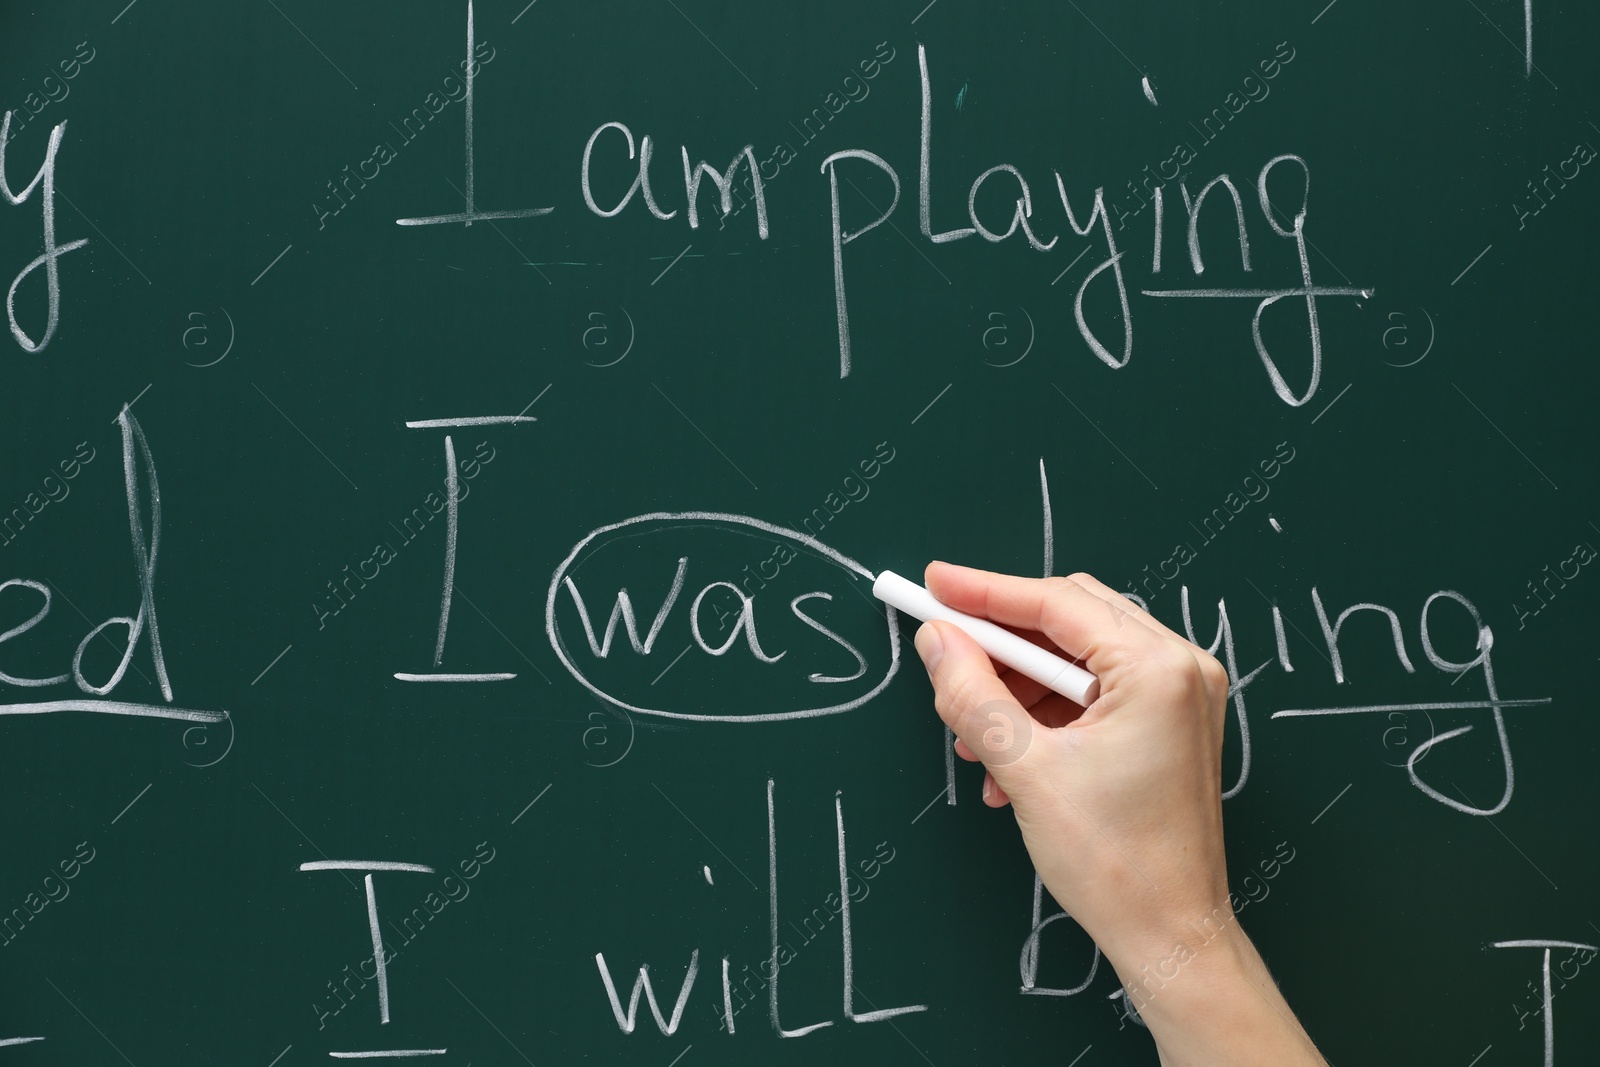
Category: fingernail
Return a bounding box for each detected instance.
[914,624,944,676]
[982,775,994,802]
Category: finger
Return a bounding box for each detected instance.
[1029,693,1087,729]
[925,562,1170,673]
[953,737,981,762]
[995,621,1066,650]
[1063,573,1233,706]
[914,620,1044,775]
[1066,572,1186,642]
[996,666,1053,710]
[990,669,1087,731]
[982,771,1012,808]
[961,603,1091,704]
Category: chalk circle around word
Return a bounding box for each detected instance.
[545,512,901,723]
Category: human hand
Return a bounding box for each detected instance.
[912,562,1231,968]
[912,562,1326,1065]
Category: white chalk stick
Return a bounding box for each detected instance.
[873,570,1098,706]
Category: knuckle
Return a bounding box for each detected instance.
[1196,651,1230,693]
[947,671,989,717]
[1150,645,1207,701]
[1040,575,1080,606]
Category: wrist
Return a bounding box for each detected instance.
[1107,920,1326,1067]
[1103,905,1255,1022]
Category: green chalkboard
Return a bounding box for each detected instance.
[1,1,1596,1063]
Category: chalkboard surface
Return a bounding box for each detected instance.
[1,1,1596,1063]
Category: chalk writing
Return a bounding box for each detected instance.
[1494,940,1599,1066]
[396,2,548,228]
[0,112,88,352]
[546,513,901,722]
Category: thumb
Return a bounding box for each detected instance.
[914,620,1042,784]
